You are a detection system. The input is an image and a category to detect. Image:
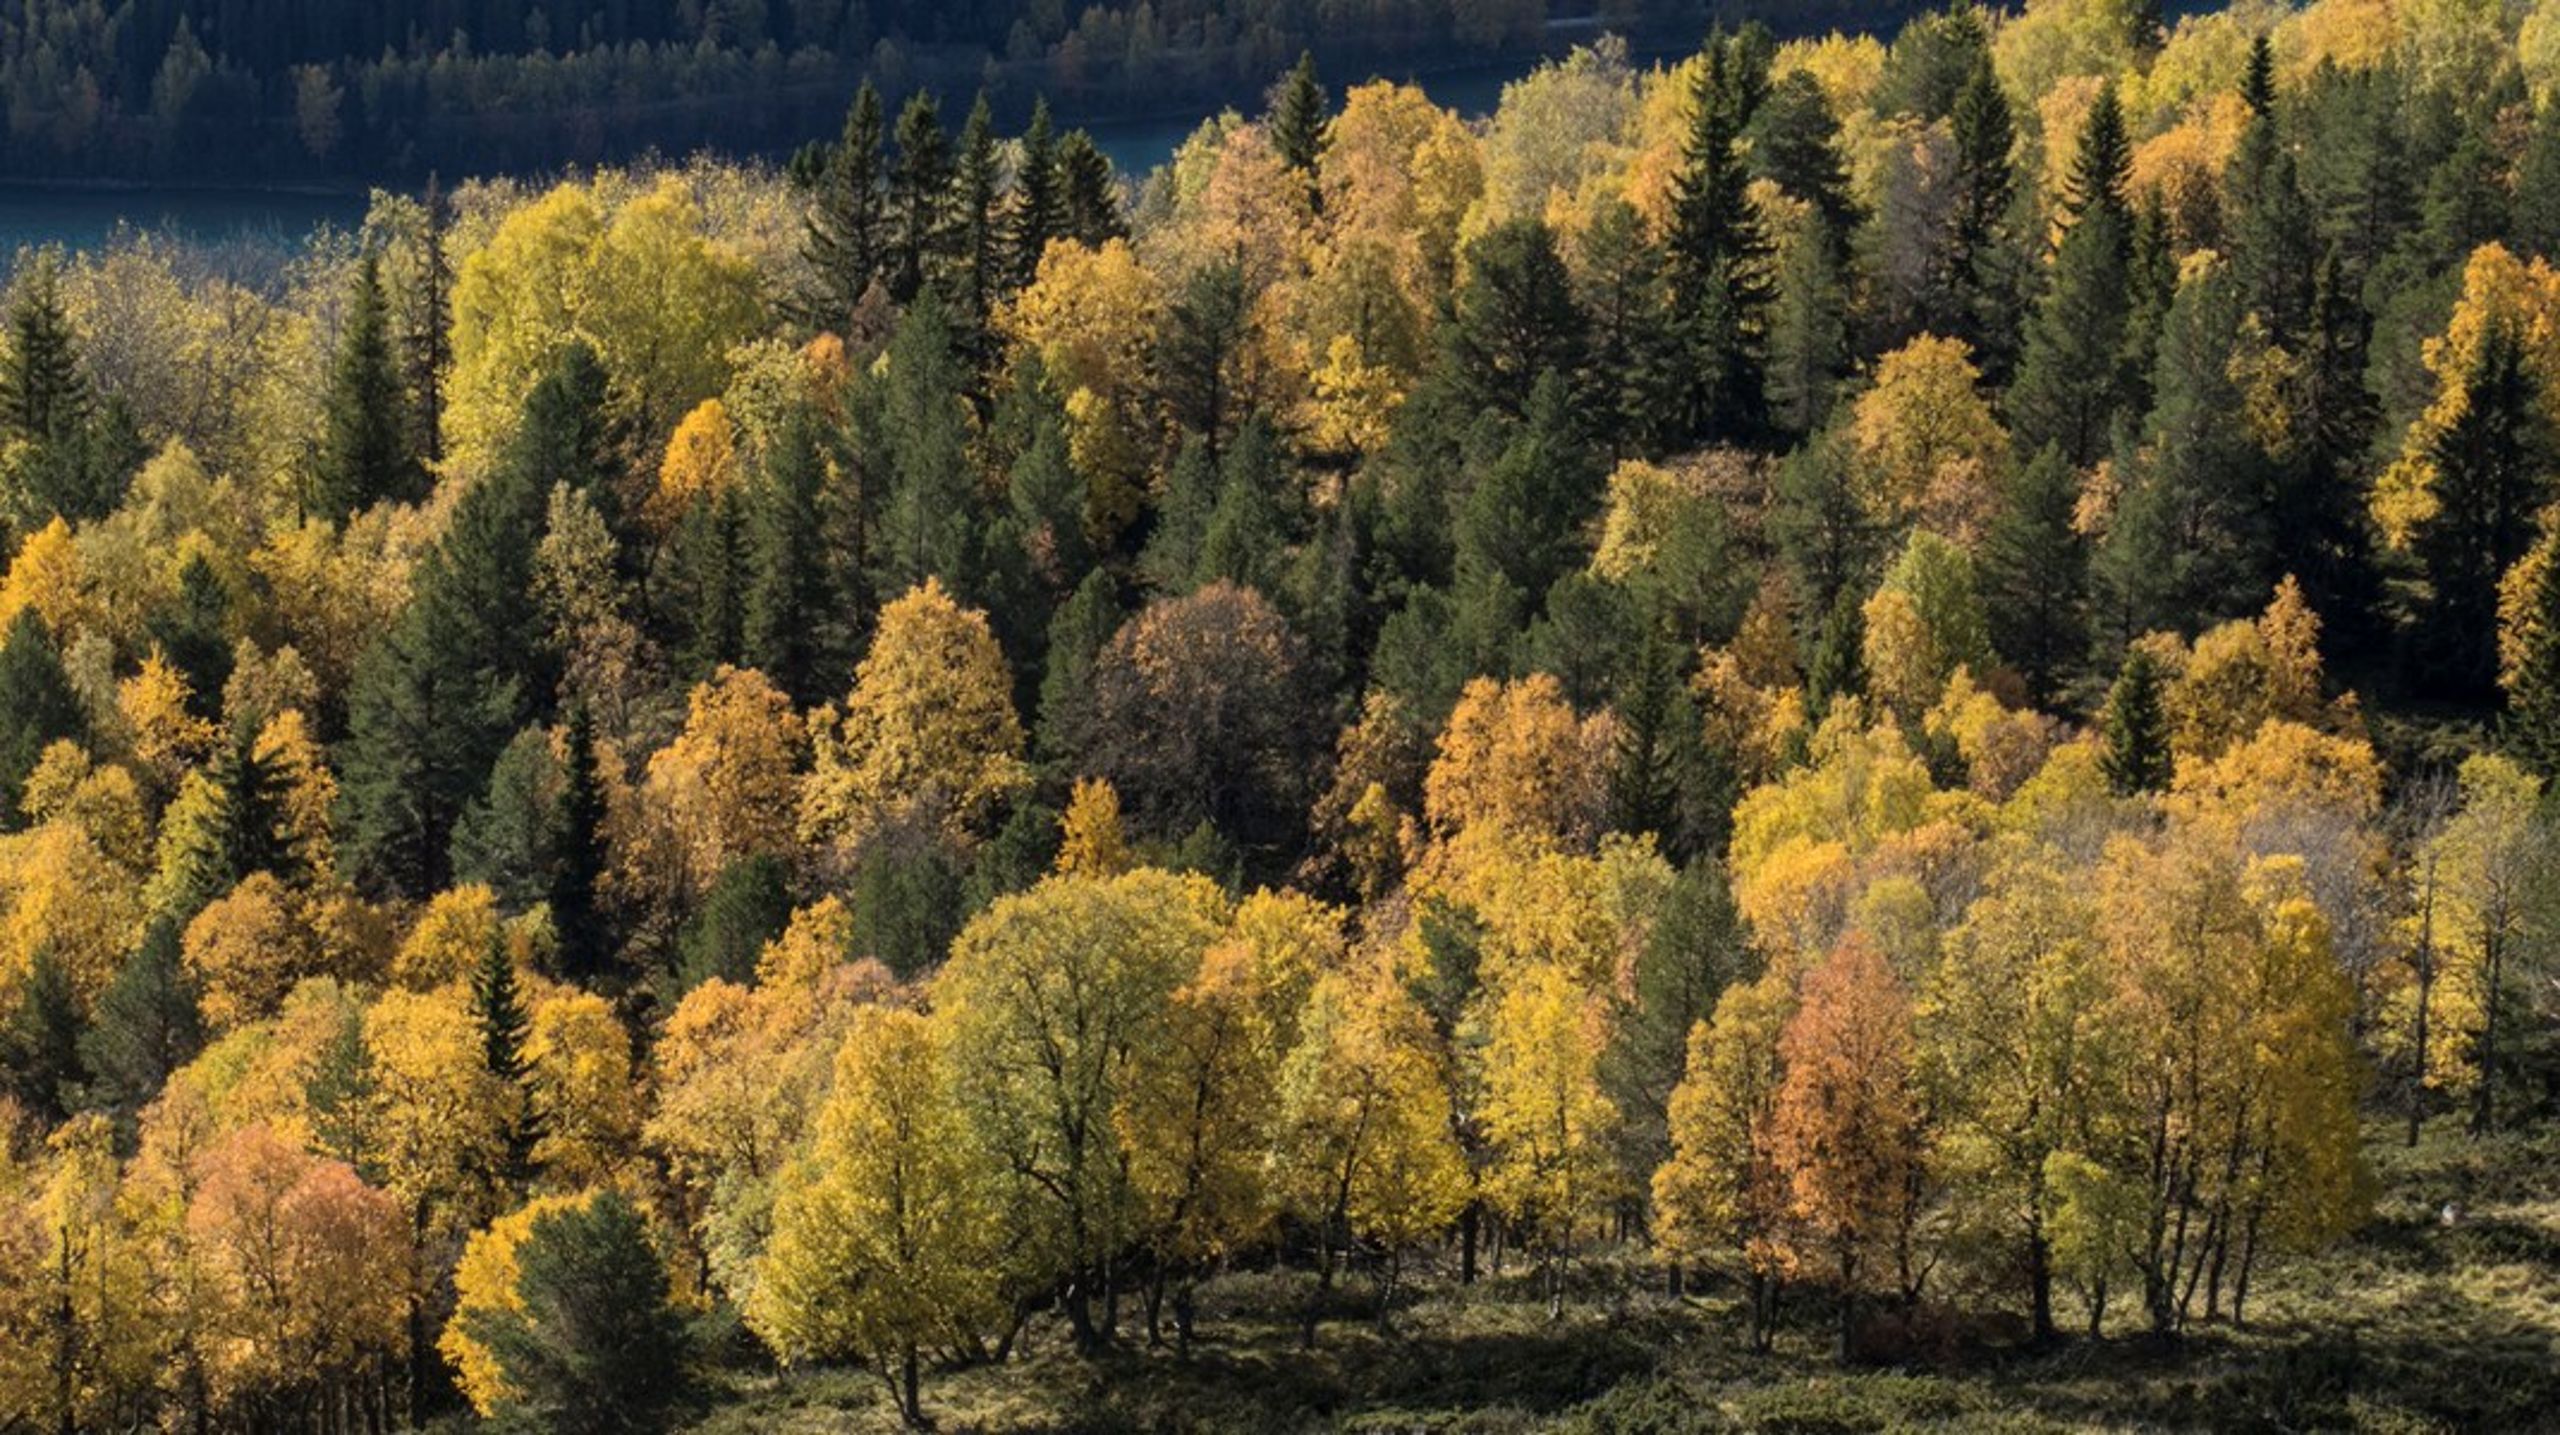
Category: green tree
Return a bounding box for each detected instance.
[1980,444,2088,705]
[1665,34,1775,443]
[551,706,611,982]
[743,408,832,703]
[473,924,538,1185]
[461,1191,690,1434]
[2516,96,2560,264]
[1059,131,1125,247]
[1944,55,2019,372]
[2100,646,2173,795]
[1751,68,1859,263]
[801,82,889,330]
[663,486,747,682]
[2417,320,2553,699]
[2010,84,2135,467]
[79,919,202,1117]
[889,92,952,304]
[450,725,561,912]
[1444,218,1592,425]
[950,93,1006,346]
[676,853,793,990]
[868,293,981,603]
[0,609,84,828]
[1271,51,1328,179]
[2,946,83,1120]
[312,249,422,522]
[151,551,232,720]
[1012,99,1063,287]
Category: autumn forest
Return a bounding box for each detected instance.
[0,0,2557,1430]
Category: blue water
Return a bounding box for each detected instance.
[0,183,368,262]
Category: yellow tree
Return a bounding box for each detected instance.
[1478,960,1622,1318]
[1054,776,1131,878]
[1849,335,2010,544]
[644,665,806,893]
[523,989,641,1191]
[1423,673,1613,846]
[750,1007,1001,1427]
[1270,963,1469,1343]
[441,1191,595,1417]
[649,397,742,534]
[997,240,1163,543]
[800,578,1029,860]
[1652,969,1795,1349]
[934,868,1227,1350]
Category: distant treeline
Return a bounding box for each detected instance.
[0,0,1916,184]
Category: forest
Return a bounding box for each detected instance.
[0,0,2556,1429]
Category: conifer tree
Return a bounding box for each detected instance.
[152,551,231,719]
[888,92,951,302]
[664,486,747,682]
[951,93,1006,347]
[551,705,610,982]
[405,174,454,464]
[869,292,980,603]
[80,920,202,1117]
[2100,646,2173,795]
[214,726,297,885]
[1271,51,1327,179]
[313,248,421,522]
[472,927,538,1184]
[1444,218,1593,424]
[1059,131,1125,246]
[2418,320,2554,697]
[2011,84,2135,467]
[1012,99,1063,286]
[1751,69,1859,264]
[2517,98,2560,263]
[1981,444,2088,705]
[743,408,831,703]
[1665,35,1775,444]
[802,81,889,329]
[1767,218,1851,439]
[2241,32,2276,117]
[1943,55,2018,371]
[0,608,84,828]
[0,251,89,450]
[2,946,83,1121]
[450,726,560,911]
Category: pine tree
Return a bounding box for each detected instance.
[664,486,747,681]
[1980,444,2089,706]
[0,252,88,448]
[869,292,981,603]
[1443,218,1593,424]
[2,946,83,1121]
[801,82,889,330]
[1576,198,1680,455]
[2241,32,2276,118]
[2417,320,2554,698]
[1609,627,1714,863]
[2509,536,2560,779]
[1766,217,1851,439]
[1665,35,1776,444]
[152,551,232,719]
[1454,372,1601,610]
[472,926,538,1185]
[2100,646,2173,795]
[450,725,560,911]
[1751,69,1860,264]
[214,726,297,885]
[404,174,454,465]
[462,1192,689,1433]
[2517,98,2560,263]
[1012,98,1063,287]
[1805,587,1866,718]
[1944,56,2019,370]
[552,706,610,983]
[1159,259,1254,460]
[2010,86,2135,468]
[80,920,201,1118]
[889,92,952,302]
[0,608,84,829]
[951,93,1006,347]
[1271,51,1327,179]
[743,408,832,703]
[313,248,422,522]
[1059,130,1125,246]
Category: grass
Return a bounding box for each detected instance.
[687,1123,2560,1433]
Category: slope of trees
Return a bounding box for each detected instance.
[0,1,2558,1428]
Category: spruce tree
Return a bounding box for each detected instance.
[1160,259,1253,460]
[80,921,202,1118]
[1271,51,1327,179]
[664,486,747,682]
[461,1192,689,1434]
[2100,647,2174,795]
[888,92,952,302]
[1059,130,1125,246]
[0,608,84,829]
[313,249,422,522]
[3,946,84,1122]
[2517,97,2560,263]
[2010,85,2135,467]
[951,93,1005,346]
[869,292,981,603]
[552,706,611,983]
[1038,568,1121,763]
[2416,320,2553,698]
[1609,627,1713,864]
[1944,55,2018,372]
[2241,32,2276,117]
[801,82,889,329]
[1805,587,1866,719]
[404,174,454,465]
[1012,99,1063,287]
[0,252,89,449]
[450,725,560,912]
[1766,218,1851,439]
[1576,197,1680,455]
[1444,218,1593,423]
[742,407,831,702]
[1454,373,1601,610]
[677,854,793,990]
[152,552,232,720]
[1981,443,2089,706]
[473,927,540,1187]
[1665,34,1775,444]
[2509,538,2560,780]
[1750,68,1860,264]
[214,726,297,885]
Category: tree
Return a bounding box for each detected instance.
[801,82,888,332]
[473,926,538,1187]
[2415,320,2552,699]
[1444,218,1591,424]
[1981,444,2088,705]
[551,707,610,981]
[801,577,1029,859]
[1771,936,1924,1362]
[752,1006,998,1425]
[1652,969,1792,1347]
[79,919,200,1115]
[312,249,421,522]
[1011,100,1064,288]
[1480,961,1621,1318]
[950,93,1006,344]
[1665,35,1775,443]
[867,293,981,603]
[1944,55,2019,370]
[888,92,952,303]
[0,610,83,828]
[741,408,831,703]
[1059,131,1125,247]
[2101,646,2174,795]
[459,1191,689,1434]
[1271,52,1328,181]
[2010,84,2134,467]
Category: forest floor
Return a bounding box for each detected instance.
[687,1121,2560,1433]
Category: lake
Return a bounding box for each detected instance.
[0,39,1670,264]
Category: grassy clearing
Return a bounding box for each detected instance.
[687,1123,2560,1433]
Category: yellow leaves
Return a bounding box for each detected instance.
[755,896,855,995]
[524,990,641,1190]
[2502,524,2558,694]
[0,820,144,1007]
[997,239,1161,525]
[1592,458,1705,582]
[1478,959,1622,1241]
[2129,91,2252,245]
[1146,121,1311,292]
[800,579,1028,857]
[2154,577,2345,764]
[1306,332,1405,458]
[0,516,85,637]
[360,982,509,1231]
[117,649,217,785]
[650,397,741,533]
[2377,245,2560,547]
[1423,673,1613,846]
[444,1191,598,1415]
[1055,777,1130,879]
[1271,962,1468,1251]
[185,873,317,1032]
[1653,968,1794,1272]
[646,665,806,890]
[1848,336,2009,544]
[391,883,505,989]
